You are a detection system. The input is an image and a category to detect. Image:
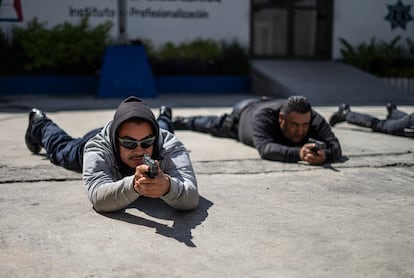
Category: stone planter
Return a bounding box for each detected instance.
[155,75,251,94]
[0,76,99,96]
[381,77,414,93]
[0,75,251,97]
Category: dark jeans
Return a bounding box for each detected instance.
[345,108,414,137]
[178,98,260,139]
[31,117,174,173]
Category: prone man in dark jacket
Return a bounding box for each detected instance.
[173,95,342,165]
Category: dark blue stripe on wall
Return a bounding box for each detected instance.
[0,76,99,95]
[155,76,251,94]
[0,75,251,96]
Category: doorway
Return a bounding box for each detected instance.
[250,0,333,59]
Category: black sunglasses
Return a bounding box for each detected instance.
[118,136,156,150]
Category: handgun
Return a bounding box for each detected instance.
[142,154,158,178]
[308,138,326,153]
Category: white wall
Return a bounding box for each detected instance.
[333,0,414,59]
[3,0,412,60]
[127,0,250,49]
[0,0,119,38]
[0,0,250,49]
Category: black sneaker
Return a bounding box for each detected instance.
[386,103,397,119]
[159,106,172,121]
[329,103,350,126]
[173,116,192,130]
[25,108,46,154]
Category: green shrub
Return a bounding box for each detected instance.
[161,39,220,62]
[0,29,29,75]
[1,20,248,77]
[407,37,414,58]
[339,36,414,78]
[216,40,250,75]
[141,38,250,76]
[1,17,113,75]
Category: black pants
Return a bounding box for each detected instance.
[32,119,100,172]
[345,108,414,137]
[178,98,260,139]
[31,116,174,172]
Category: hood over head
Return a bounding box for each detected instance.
[110,96,160,175]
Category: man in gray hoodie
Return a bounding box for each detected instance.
[25,96,199,212]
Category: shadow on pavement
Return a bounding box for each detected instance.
[99,196,213,248]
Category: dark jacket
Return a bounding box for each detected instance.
[238,99,342,163]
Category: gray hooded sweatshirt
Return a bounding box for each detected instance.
[82,96,199,212]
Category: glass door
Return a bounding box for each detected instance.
[251,0,332,59]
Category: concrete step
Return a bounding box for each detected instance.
[251,60,414,106]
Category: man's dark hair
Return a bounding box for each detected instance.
[280,95,312,114]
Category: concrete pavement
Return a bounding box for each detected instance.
[0,93,414,278]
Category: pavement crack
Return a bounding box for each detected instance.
[0,177,81,184]
[347,151,412,157]
[194,157,414,175]
[0,164,81,184]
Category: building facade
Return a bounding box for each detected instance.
[1,0,413,60]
